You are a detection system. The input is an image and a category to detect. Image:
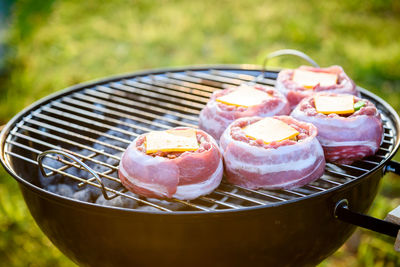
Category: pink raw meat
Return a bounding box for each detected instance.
[219,116,325,190]
[291,93,383,164]
[199,85,290,141]
[118,128,223,200]
[275,65,359,110]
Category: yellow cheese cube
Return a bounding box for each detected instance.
[292,69,338,89]
[314,95,355,115]
[216,85,271,107]
[145,129,199,154]
[243,117,299,144]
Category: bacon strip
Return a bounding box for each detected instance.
[291,93,383,164]
[199,85,290,141]
[220,116,325,190]
[118,128,223,200]
[276,65,359,110]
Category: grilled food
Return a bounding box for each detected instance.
[275,65,358,110]
[291,93,383,164]
[219,116,325,190]
[199,84,290,141]
[118,128,223,200]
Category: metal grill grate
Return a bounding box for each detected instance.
[2,67,398,212]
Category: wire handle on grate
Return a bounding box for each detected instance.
[37,149,117,200]
[262,49,320,79]
[246,49,320,86]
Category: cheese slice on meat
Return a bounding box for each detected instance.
[314,95,355,115]
[216,85,271,107]
[243,117,299,144]
[292,69,338,89]
[145,129,199,154]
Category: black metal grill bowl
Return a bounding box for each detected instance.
[1,65,400,266]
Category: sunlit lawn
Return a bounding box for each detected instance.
[1,0,400,266]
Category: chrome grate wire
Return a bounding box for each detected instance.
[3,68,397,212]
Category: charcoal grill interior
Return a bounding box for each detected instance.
[2,66,398,212]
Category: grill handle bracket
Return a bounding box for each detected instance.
[37,149,117,200]
[384,160,400,175]
[335,199,400,251]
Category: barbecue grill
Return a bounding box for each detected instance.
[1,64,399,266]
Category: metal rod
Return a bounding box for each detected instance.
[95,85,199,121]
[166,72,223,91]
[10,131,118,170]
[157,75,216,93]
[43,106,138,138]
[140,77,211,101]
[82,89,198,125]
[335,199,399,237]
[37,150,115,200]
[121,80,205,110]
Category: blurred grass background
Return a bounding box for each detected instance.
[0,0,400,266]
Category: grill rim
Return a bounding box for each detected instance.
[1,64,399,215]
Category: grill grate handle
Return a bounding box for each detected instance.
[37,150,118,200]
[261,49,320,78]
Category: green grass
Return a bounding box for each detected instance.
[1,0,400,266]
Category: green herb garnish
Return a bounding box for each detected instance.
[354,101,366,111]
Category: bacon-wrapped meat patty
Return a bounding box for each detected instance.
[291,93,383,164]
[118,128,223,200]
[199,84,290,141]
[220,116,325,190]
[275,65,358,110]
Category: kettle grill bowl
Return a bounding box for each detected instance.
[19,169,381,267]
[1,65,399,266]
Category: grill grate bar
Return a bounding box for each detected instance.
[10,131,118,171]
[138,77,211,101]
[379,147,391,153]
[221,183,291,201]
[302,184,326,192]
[51,101,149,135]
[121,80,205,110]
[62,97,172,131]
[336,164,369,173]
[110,82,201,114]
[281,189,307,197]
[7,139,103,178]
[359,159,380,165]
[71,93,186,129]
[134,77,210,103]
[169,72,229,89]
[43,106,138,138]
[79,90,197,126]
[171,199,211,211]
[185,71,243,87]
[210,69,277,85]
[32,112,132,146]
[18,124,121,161]
[199,196,243,209]
[382,140,393,145]
[215,189,268,205]
[94,85,199,121]
[325,169,356,180]
[316,178,343,186]
[158,75,217,94]
[25,119,126,152]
